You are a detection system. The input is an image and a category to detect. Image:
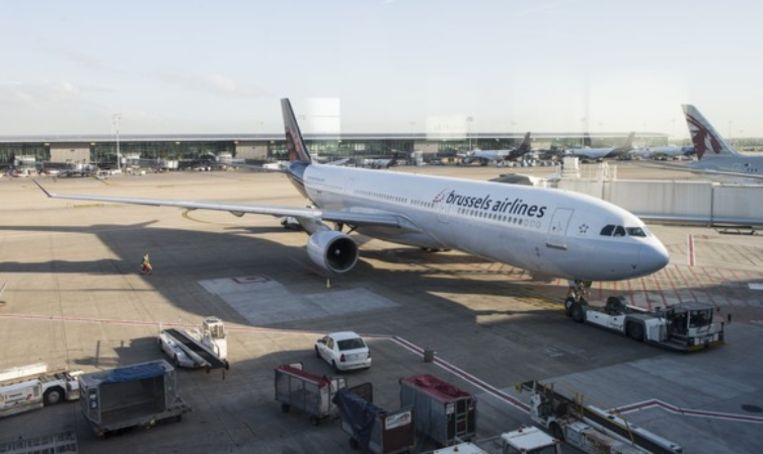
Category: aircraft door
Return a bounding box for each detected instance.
[546,208,574,249]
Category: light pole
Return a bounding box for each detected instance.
[580,117,587,147]
[466,116,474,150]
[112,114,122,171]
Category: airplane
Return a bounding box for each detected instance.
[359,151,401,169]
[34,99,669,286]
[460,132,533,166]
[678,104,763,179]
[565,132,635,161]
[629,145,694,160]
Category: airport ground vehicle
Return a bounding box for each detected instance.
[0,363,82,418]
[522,381,682,454]
[158,317,229,369]
[274,362,346,425]
[315,331,372,372]
[334,383,415,453]
[79,360,190,437]
[399,374,477,446]
[433,442,488,453]
[501,426,561,454]
[565,296,724,351]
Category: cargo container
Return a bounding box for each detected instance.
[399,374,477,447]
[78,360,190,437]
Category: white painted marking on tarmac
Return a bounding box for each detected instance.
[748,283,763,291]
[612,398,763,424]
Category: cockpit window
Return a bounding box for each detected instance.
[600,225,615,236]
[613,226,626,237]
[626,227,646,237]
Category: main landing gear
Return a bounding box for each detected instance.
[564,280,592,322]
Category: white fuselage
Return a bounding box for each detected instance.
[565,147,619,160]
[690,155,763,177]
[632,146,693,159]
[300,164,669,281]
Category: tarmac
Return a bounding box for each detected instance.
[0,163,762,453]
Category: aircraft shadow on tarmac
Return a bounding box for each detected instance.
[0,222,754,354]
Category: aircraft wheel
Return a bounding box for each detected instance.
[564,297,575,317]
[571,303,584,323]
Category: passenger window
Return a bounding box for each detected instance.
[613,226,626,237]
[626,227,646,237]
[600,225,615,236]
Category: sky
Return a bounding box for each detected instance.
[1,0,762,137]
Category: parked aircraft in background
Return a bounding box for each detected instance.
[359,151,401,169]
[460,132,533,165]
[565,132,635,161]
[629,145,695,160]
[35,99,669,287]
[679,104,763,179]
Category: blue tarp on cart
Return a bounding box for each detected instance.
[333,388,385,448]
[99,362,167,384]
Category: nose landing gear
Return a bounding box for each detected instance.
[564,280,592,322]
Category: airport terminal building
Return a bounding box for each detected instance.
[0,132,668,166]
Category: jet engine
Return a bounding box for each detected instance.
[306,230,359,274]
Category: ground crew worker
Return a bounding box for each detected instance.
[141,253,153,275]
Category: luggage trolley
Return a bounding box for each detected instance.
[274,362,346,425]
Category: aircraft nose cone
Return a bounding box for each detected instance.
[641,241,670,274]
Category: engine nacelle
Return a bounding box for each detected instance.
[306,230,359,274]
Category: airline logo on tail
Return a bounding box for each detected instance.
[281,98,311,162]
[682,104,736,160]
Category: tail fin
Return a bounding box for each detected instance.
[682,104,738,159]
[583,132,592,147]
[516,132,532,153]
[623,131,635,149]
[281,98,311,162]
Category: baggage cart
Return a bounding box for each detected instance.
[78,360,190,437]
[274,362,346,425]
[399,374,476,446]
[334,383,415,454]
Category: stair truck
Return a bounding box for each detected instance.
[79,360,190,437]
[0,363,82,418]
[521,381,682,454]
[159,316,229,369]
[565,296,724,351]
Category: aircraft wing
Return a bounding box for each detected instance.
[33,180,408,229]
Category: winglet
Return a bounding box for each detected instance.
[33,179,54,198]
